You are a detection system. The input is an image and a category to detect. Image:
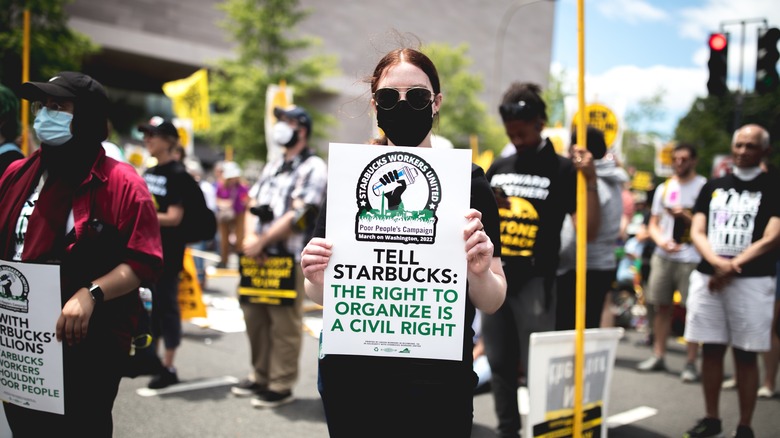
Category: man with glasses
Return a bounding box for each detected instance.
[483,82,600,438]
[231,105,327,408]
[637,143,706,382]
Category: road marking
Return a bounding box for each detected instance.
[606,406,658,428]
[303,316,323,338]
[189,296,246,333]
[136,376,239,397]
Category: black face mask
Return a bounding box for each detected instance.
[376,101,433,147]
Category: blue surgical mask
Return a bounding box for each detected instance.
[33,107,73,146]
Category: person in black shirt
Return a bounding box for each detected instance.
[483,82,599,438]
[684,124,780,438]
[300,46,506,438]
[140,117,190,389]
[0,84,23,174]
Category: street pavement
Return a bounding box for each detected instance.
[2,264,779,437]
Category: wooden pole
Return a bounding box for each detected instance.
[20,9,31,156]
[573,0,588,436]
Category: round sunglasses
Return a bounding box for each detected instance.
[373,87,434,111]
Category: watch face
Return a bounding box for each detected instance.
[89,284,104,302]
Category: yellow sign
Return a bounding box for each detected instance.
[659,142,675,166]
[631,170,654,191]
[571,103,619,147]
[163,69,211,131]
[178,248,207,319]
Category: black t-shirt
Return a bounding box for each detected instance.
[0,145,24,176]
[144,160,188,273]
[693,172,780,276]
[485,138,576,283]
[314,163,501,378]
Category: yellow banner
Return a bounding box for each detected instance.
[162,69,211,131]
[178,248,207,319]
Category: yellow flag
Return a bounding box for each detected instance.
[162,69,210,131]
[178,248,207,320]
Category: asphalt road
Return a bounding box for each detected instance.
[2,268,779,437]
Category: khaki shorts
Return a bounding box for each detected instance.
[645,254,698,306]
[684,271,775,352]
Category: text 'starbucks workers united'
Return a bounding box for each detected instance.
[355,151,441,244]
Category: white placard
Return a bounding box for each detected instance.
[526,328,623,438]
[0,260,64,415]
[322,143,471,361]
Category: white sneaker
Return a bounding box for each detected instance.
[680,363,699,383]
[757,386,775,398]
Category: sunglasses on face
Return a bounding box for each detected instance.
[373,87,434,111]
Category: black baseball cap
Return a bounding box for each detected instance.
[137,116,179,139]
[274,106,312,132]
[19,71,108,105]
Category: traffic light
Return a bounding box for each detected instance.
[707,33,729,96]
[755,27,780,95]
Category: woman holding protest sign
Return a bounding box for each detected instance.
[300,43,506,437]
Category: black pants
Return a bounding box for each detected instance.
[4,341,125,437]
[555,269,614,330]
[319,355,475,438]
[151,269,182,350]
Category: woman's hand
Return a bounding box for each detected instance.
[56,288,95,346]
[301,237,333,287]
[464,209,493,276]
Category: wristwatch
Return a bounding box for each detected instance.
[88,283,105,304]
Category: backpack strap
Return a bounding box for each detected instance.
[0,143,22,156]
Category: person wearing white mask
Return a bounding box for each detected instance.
[231,105,327,408]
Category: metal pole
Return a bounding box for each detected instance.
[492,0,549,108]
[739,21,746,91]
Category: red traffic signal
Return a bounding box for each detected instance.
[707,32,729,96]
[709,33,728,51]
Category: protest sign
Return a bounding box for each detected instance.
[0,261,64,414]
[322,143,471,361]
[527,328,623,438]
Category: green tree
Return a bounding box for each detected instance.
[675,89,780,176]
[424,43,506,154]
[209,0,338,162]
[622,90,667,177]
[542,69,567,128]
[0,0,97,85]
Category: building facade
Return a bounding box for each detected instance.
[66,0,555,155]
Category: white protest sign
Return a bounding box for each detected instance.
[526,328,623,438]
[322,143,471,361]
[0,260,64,414]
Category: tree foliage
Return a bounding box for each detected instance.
[209,0,338,162]
[622,90,667,176]
[542,70,567,128]
[675,89,780,176]
[0,0,97,85]
[423,43,506,153]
